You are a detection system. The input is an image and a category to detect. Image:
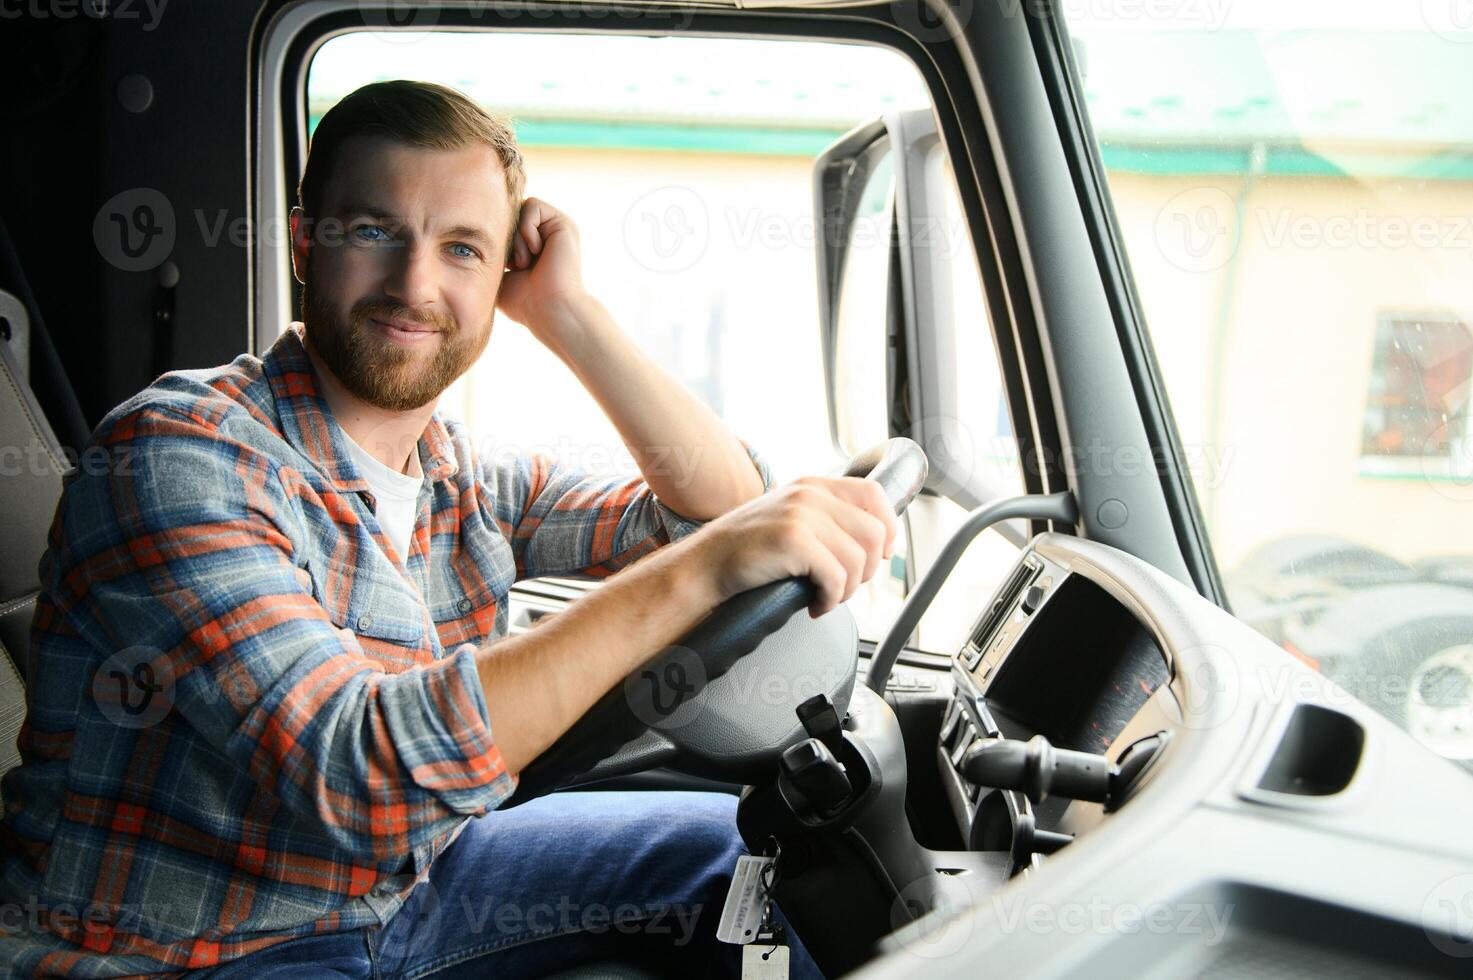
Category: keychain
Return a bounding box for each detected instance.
[741,839,789,980]
[718,836,792,978]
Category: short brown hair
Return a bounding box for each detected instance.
[297,80,526,259]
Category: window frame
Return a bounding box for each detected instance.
[252,2,1055,502]
[1027,7,1228,606]
[250,2,1058,666]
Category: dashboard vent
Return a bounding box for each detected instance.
[962,558,1041,668]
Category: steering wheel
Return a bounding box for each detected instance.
[501,438,929,806]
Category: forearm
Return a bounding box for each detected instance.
[473,530,723,775]
[539,293,765,519]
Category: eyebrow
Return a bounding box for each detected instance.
[337,203,497,250]
[444,224,496,249]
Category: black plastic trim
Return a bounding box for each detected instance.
[1026,5,1228,607]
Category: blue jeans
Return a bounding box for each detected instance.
[197,791,823,979]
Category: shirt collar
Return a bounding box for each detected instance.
[262,323,460,490]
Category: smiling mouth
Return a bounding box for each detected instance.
[369,317,442,345]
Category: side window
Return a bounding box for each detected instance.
[306,32,1021,649]
[1063,7,1473,768]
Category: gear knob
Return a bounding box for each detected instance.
[962,734,1115,805]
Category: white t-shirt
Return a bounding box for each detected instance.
[342,433,423,563]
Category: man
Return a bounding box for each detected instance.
[0,80,893,977]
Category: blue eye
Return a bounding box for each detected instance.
[353,224,390,243]
[449,243,478,260]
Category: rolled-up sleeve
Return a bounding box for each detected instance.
[487,440,774,580]
[55,407,513,863]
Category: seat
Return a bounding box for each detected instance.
[0,331,69,802]
[0,215,90,455]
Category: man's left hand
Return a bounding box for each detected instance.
[496,197,589,341]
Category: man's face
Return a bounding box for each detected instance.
[293,135,514,412]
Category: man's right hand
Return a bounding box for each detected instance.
[692,475,898,619]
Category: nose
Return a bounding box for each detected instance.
[382,239,439,309]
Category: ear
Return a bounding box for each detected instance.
[289,207,311,285]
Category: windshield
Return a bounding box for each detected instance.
[1062,1,1473,771]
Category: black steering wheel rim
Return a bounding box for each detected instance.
[502,437,929,806]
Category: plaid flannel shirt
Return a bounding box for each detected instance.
[0,323,771,977]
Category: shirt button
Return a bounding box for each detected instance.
[456,598,472,614]
[357,614,374,632]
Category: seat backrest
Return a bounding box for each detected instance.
[0,638,25,790]
[0,330,69,796]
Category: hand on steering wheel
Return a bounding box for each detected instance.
[700,475,899,620]
[503,438,928,804]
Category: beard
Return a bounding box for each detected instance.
[301,275,491,412]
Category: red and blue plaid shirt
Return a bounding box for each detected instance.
[0,323,770,977]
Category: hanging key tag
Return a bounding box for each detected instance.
[743,850,789,980]
[743,920,790,980]
[719,838,784,946]
[717,853,775,945]
[742,931,789,972]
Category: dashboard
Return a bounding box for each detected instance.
[863,532,1473,979]
[936,548,1170,868]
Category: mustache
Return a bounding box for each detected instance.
[350,300,456,334]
